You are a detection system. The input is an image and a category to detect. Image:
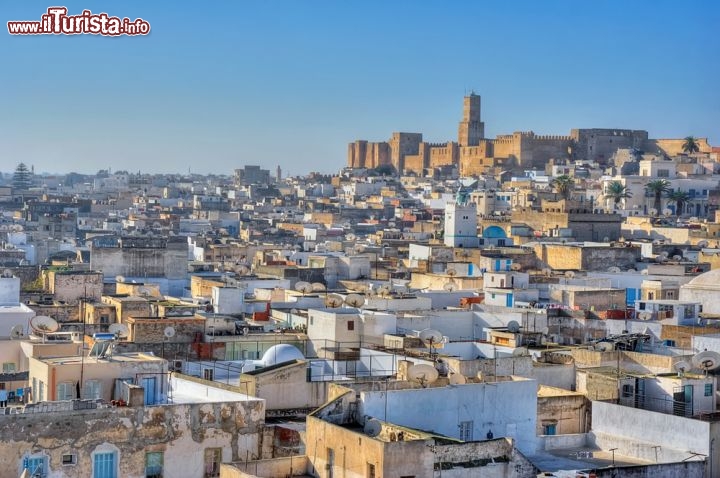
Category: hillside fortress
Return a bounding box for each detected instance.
[347,94,713,175]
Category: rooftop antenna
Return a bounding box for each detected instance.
[294,281,313,296]
[419,329,444,357]
[692,351,720,376]
[10,324,25,340]
[324,294,344,308]
[407,363,439,388]
[345,293,365,308]
[673,360,691,378]
[108,323,130,339]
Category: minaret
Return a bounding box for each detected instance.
[444,187,479,248]
[276,165,282,181]
[458,93,485,146]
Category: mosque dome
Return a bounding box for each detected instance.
[261,344,304,366]
[684,269,720,290]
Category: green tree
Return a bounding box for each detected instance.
[604,181,632,210]
[667,190,690,217]
[12,163,33,190]
[645,179,671,215]
[551,174,574,200]
[682,136,700,154]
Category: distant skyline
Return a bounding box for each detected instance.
[1,0,718,176]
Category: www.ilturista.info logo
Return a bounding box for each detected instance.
[8,7,150,36]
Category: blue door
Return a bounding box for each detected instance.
[94,452,116,478]
[506,293,513,307]
[142,377,156,405]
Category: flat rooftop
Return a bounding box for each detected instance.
[42,352,164,365]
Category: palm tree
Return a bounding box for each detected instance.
[551,175,574,200]
[604,181,632,210]
[667,190,690,217]
[645,179,671,215]
[682,136,700,155]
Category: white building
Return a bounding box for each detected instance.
[444,190,479,248]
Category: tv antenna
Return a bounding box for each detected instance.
[407,363,439,388]
[30,315,60,335]
[164,326,176,339]
[324,294,344,308]
[345,293,365,308]
[364,418,383,437]
[10,325,25,340]
[692,351,720,376]
[108,323,130,339]
[294,281,313,295]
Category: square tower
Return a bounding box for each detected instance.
[458,93,485,146]
[444,201,479,248]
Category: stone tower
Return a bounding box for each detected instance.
[458,93,484,146]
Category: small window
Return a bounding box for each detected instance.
[62,454,77,466]
[347,321,354,331]
[543,424,557,435]
[84,380,102,400]
[56,382,75,401]
[622,384,634,398]
[2,362,15,373]
[146,451,163,478]
[367,463,376,478]
[705,384,713,397]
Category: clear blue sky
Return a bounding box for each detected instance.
[1,0,718,176]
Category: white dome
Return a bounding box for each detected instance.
[685,269,720,290]
[261,344,304,366]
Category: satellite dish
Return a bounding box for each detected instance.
[607,266,621,273]
[377,285,392,297]
[311,282,326,292]
[30,315,60,334]
[164,326,176,338]
[345,233,357,242]
[541,327,550,335]
[364,418,382,437]
[692,351,720,371]
[324,294,344,308]
[10,325,25,340]
[449,373,467,385]
[542,268,552,277]
[697,240,709,248]
[510,263,522,271]
[446,268,457,277]
[638,312,652,320]
[115,275,125,283]
[419,328,443,346]
[655,256,666,263]
[674,360,692,376]
[649,208,658,216]
[1,269,12,278]
[595,341,614,352]
[237,265,251,275]
[295,281,313,295]
[672,255,682,261]
[443,282,457,292]
[407,364,439,387]
[641,269,649,276]
[345,293,365,308]
[564,271,575,278]
[660,251,669,258]
[507,320,521,333]
[108,323,130,338]
[663,209,672,217]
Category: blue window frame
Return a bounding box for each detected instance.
[705,384,713,397]
[94,452,117,478]
[24,456,46,477]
